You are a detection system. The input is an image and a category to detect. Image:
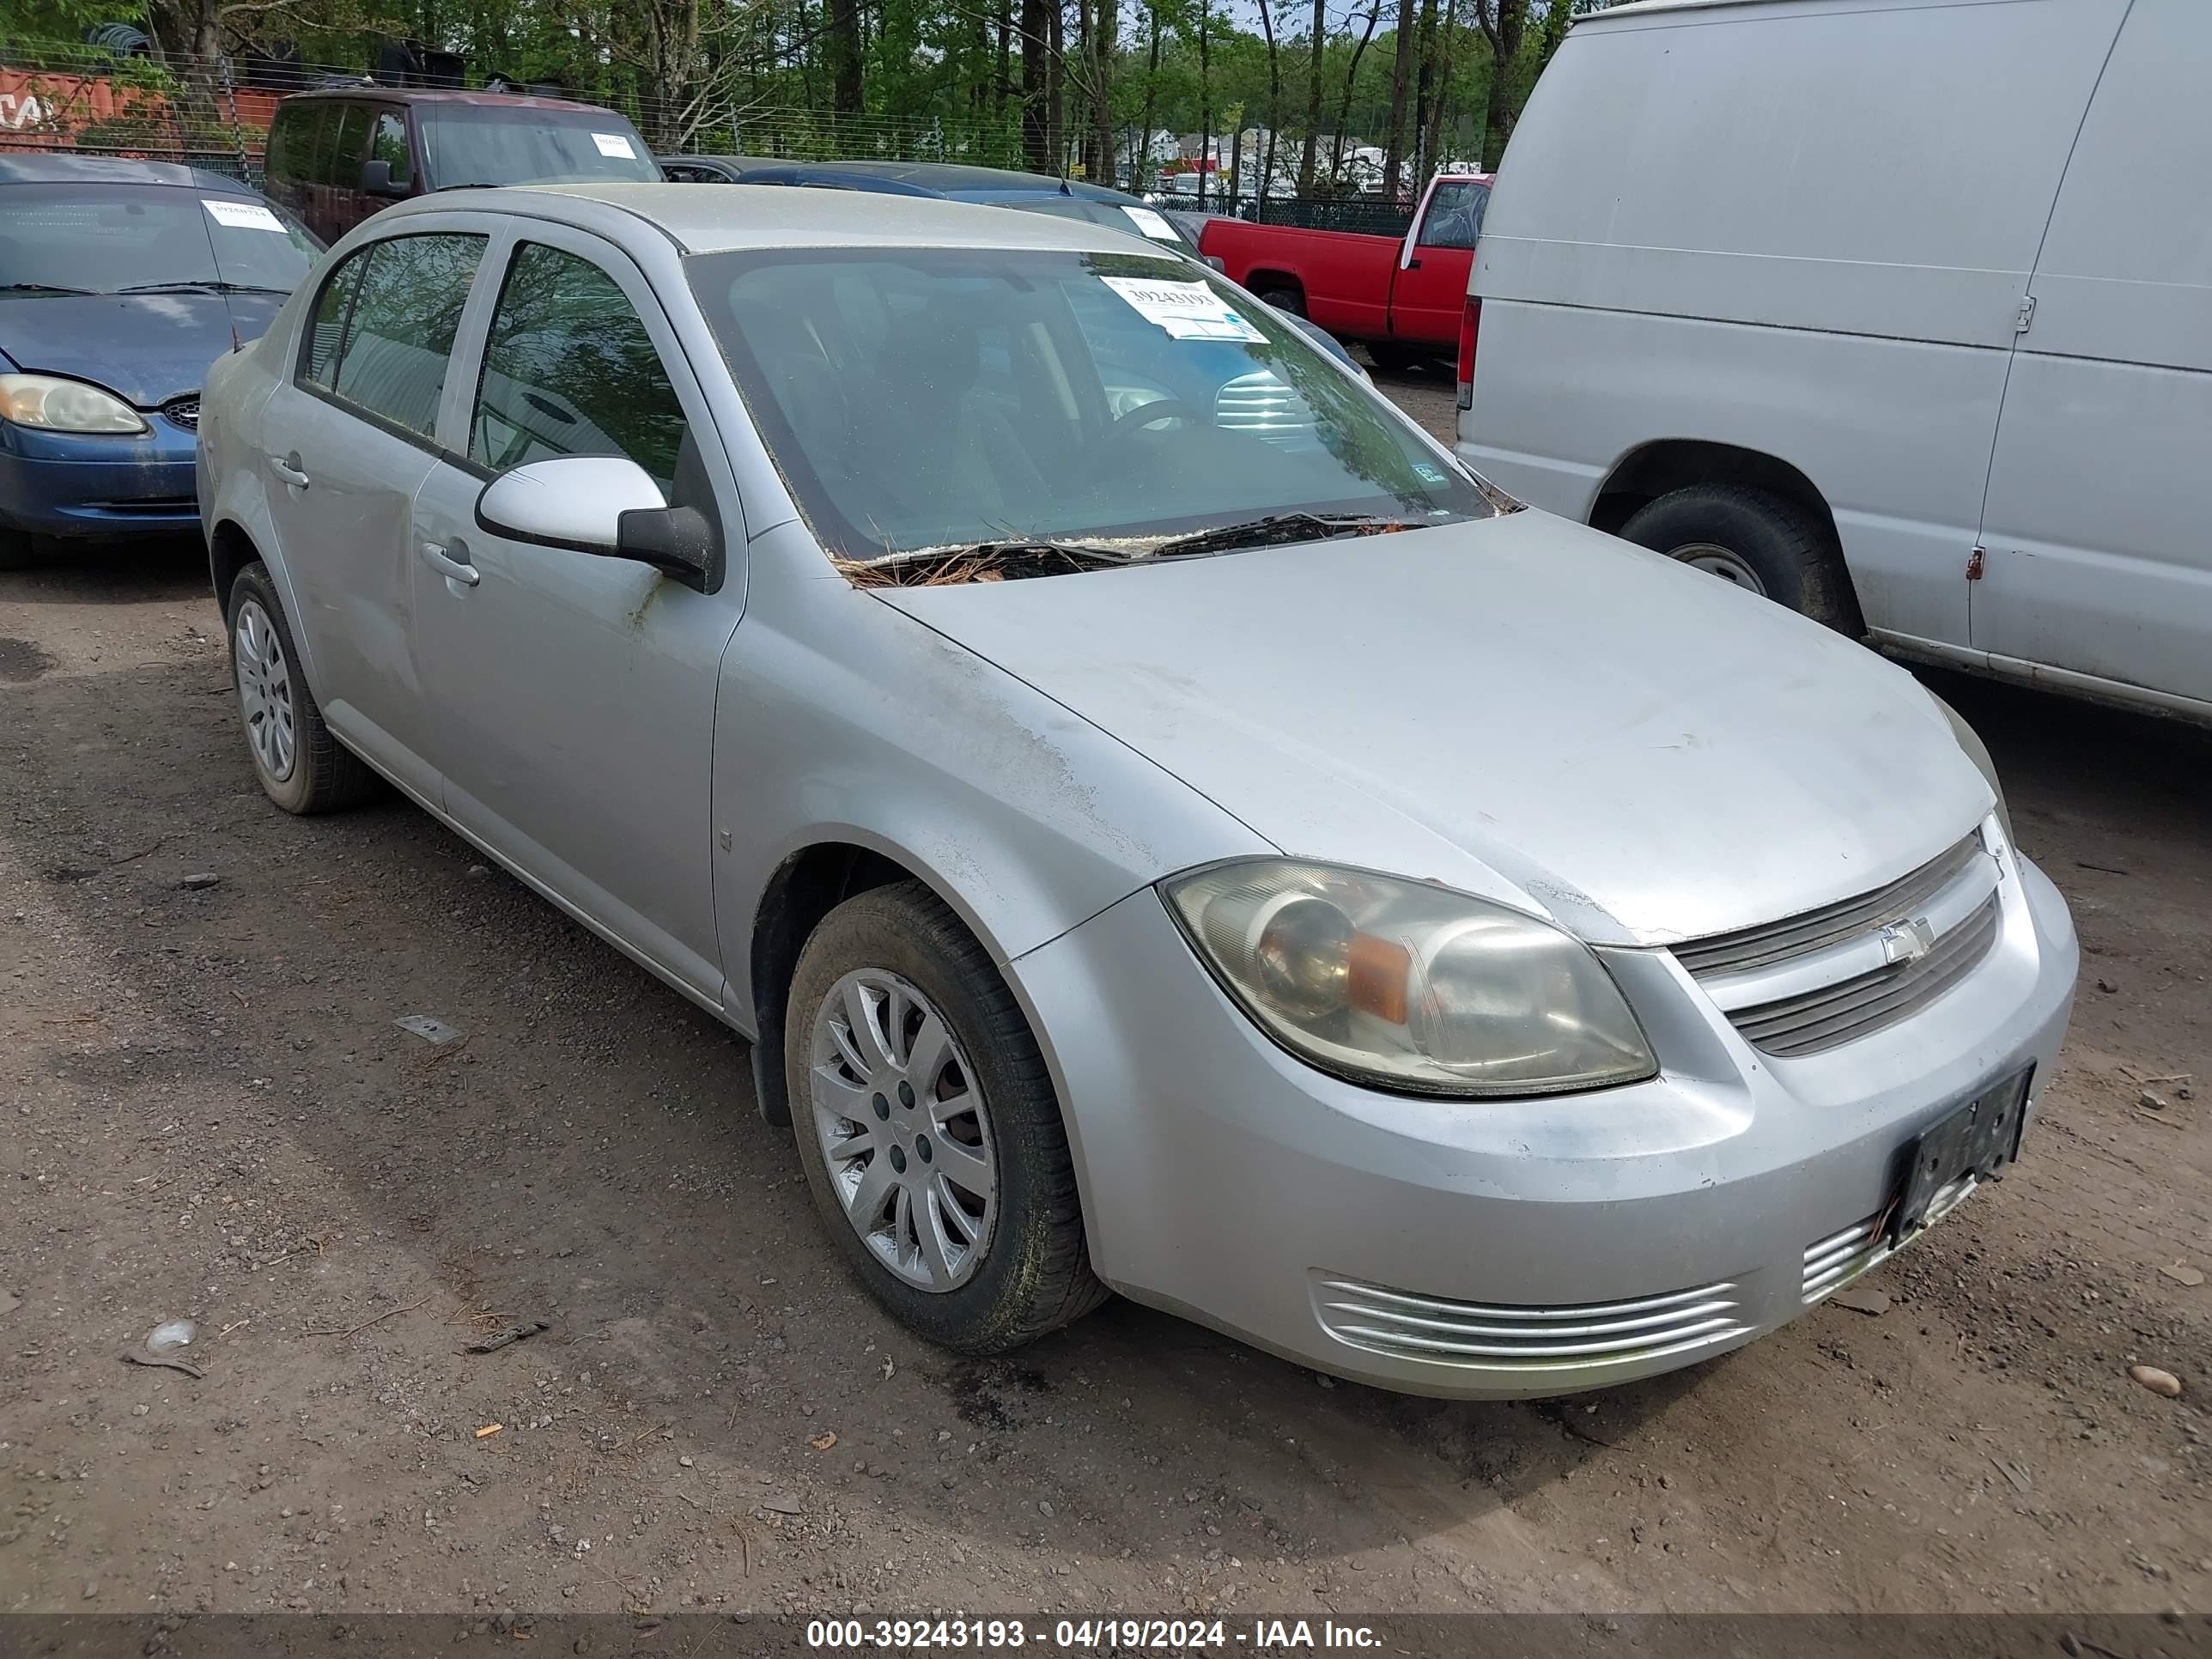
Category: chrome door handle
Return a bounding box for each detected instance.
[272,453,310,488]
[420,540,480,586]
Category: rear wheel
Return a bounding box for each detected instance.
[1619,483,1858,632]
[0,532,41,573]
[1255,285,1306,317]
[786,881,1107,1354]
[226,562,381,814]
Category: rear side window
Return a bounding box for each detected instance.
[469,241,687,489]
[301,232,486,438]
[370,111,412,188]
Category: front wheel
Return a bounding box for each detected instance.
[786,881,1107,1354]
[1618,483,1859,633]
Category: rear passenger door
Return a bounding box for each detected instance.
[406,225,745,1003]
[1970,3,2212,709]
[258,227,489,802]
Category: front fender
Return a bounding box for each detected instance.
[710,526,1271,1029]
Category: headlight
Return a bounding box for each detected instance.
[0,373,148,434]
[1162,860,1657,1097]
[1929,692,2014,848]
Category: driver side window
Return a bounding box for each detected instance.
[1417,181,1488,251]
[469,241,688,491]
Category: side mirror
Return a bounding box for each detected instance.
[474,455,722,593]
[361,158,407,198]
[1202,253,1226,272]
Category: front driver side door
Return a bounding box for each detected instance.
[1388,178,1487,349]
[407,227,747,1005]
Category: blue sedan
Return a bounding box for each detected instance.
[0,155,320,566]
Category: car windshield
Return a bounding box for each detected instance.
[0,183,320,295]
[994,195,1198,252]
[689,246,1487,569]
[417,106,662,187]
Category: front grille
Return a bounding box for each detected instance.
[163,397,200,430]
[1311,1272,1749,1371]
[1726,890,2000,1057]
[1674,834,1983,978]
[1802,1212,1885,1303]
[85,495,197,515]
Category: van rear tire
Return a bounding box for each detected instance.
[1620,484,1857,633]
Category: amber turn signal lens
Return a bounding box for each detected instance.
[1346,932,1411,1024]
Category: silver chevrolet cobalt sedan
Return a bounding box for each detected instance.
[196,185,2077,1399]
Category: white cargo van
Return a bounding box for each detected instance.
[1457,0,2211,723]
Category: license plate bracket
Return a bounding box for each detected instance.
[1891,1067,2033,1243]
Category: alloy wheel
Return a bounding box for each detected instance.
[808,968,999,1292]
[233,598,297,782]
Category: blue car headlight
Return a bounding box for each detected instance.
[0,373,149,434]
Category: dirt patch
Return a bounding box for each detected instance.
[0,635,55,682]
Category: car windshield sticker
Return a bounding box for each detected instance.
[203,198,287,233]
[592,131,638,159]
[1413,461,1449,484]
[1121,205,1182,242]
[1101,276,1267,343]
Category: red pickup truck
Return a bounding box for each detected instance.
[1198,173,1489,368]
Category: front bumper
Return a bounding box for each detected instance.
[1011,842,2077,1400]
[0,415,200,539]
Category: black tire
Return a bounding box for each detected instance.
[224,561,381,814]
[1367,341,1434,374]
[785,880,1108,1354]
[1255,285,1306,317]
[0,531,42,573]
[1619,483,1859,633]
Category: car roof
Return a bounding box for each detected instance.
[395,181,1165,257]
[780,160,1082,197]
[278,87,619,112]
[0,153,262,191]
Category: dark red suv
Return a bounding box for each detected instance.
[261,88,659,243]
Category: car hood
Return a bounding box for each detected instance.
[0,290,283,407]
[880,510,1994,946]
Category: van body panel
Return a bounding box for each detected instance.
[1460,0,2209,720]
[1971,0,2212,704]
[1460,301,2011,647]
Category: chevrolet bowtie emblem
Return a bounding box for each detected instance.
[1881,916,1938,965]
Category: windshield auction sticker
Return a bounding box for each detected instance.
[202,198,287,233]
[1101,276,1266,342]
[592,131,638,158]
[1121,204,1183,241]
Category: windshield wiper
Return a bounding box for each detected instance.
[1146,512,1425,562]
[115,280,289,295]
[0,282,99,295]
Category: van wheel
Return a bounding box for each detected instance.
[226,562,381,814]
[1256,286,1305,317]
[1620,484,1857,632]
[786,881,1108,1355]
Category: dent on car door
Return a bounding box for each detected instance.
[408,233,743,1002]
[258,229,488,801]
[1970,3,2212,710]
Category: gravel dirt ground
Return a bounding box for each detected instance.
[3,369,2209,1626]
